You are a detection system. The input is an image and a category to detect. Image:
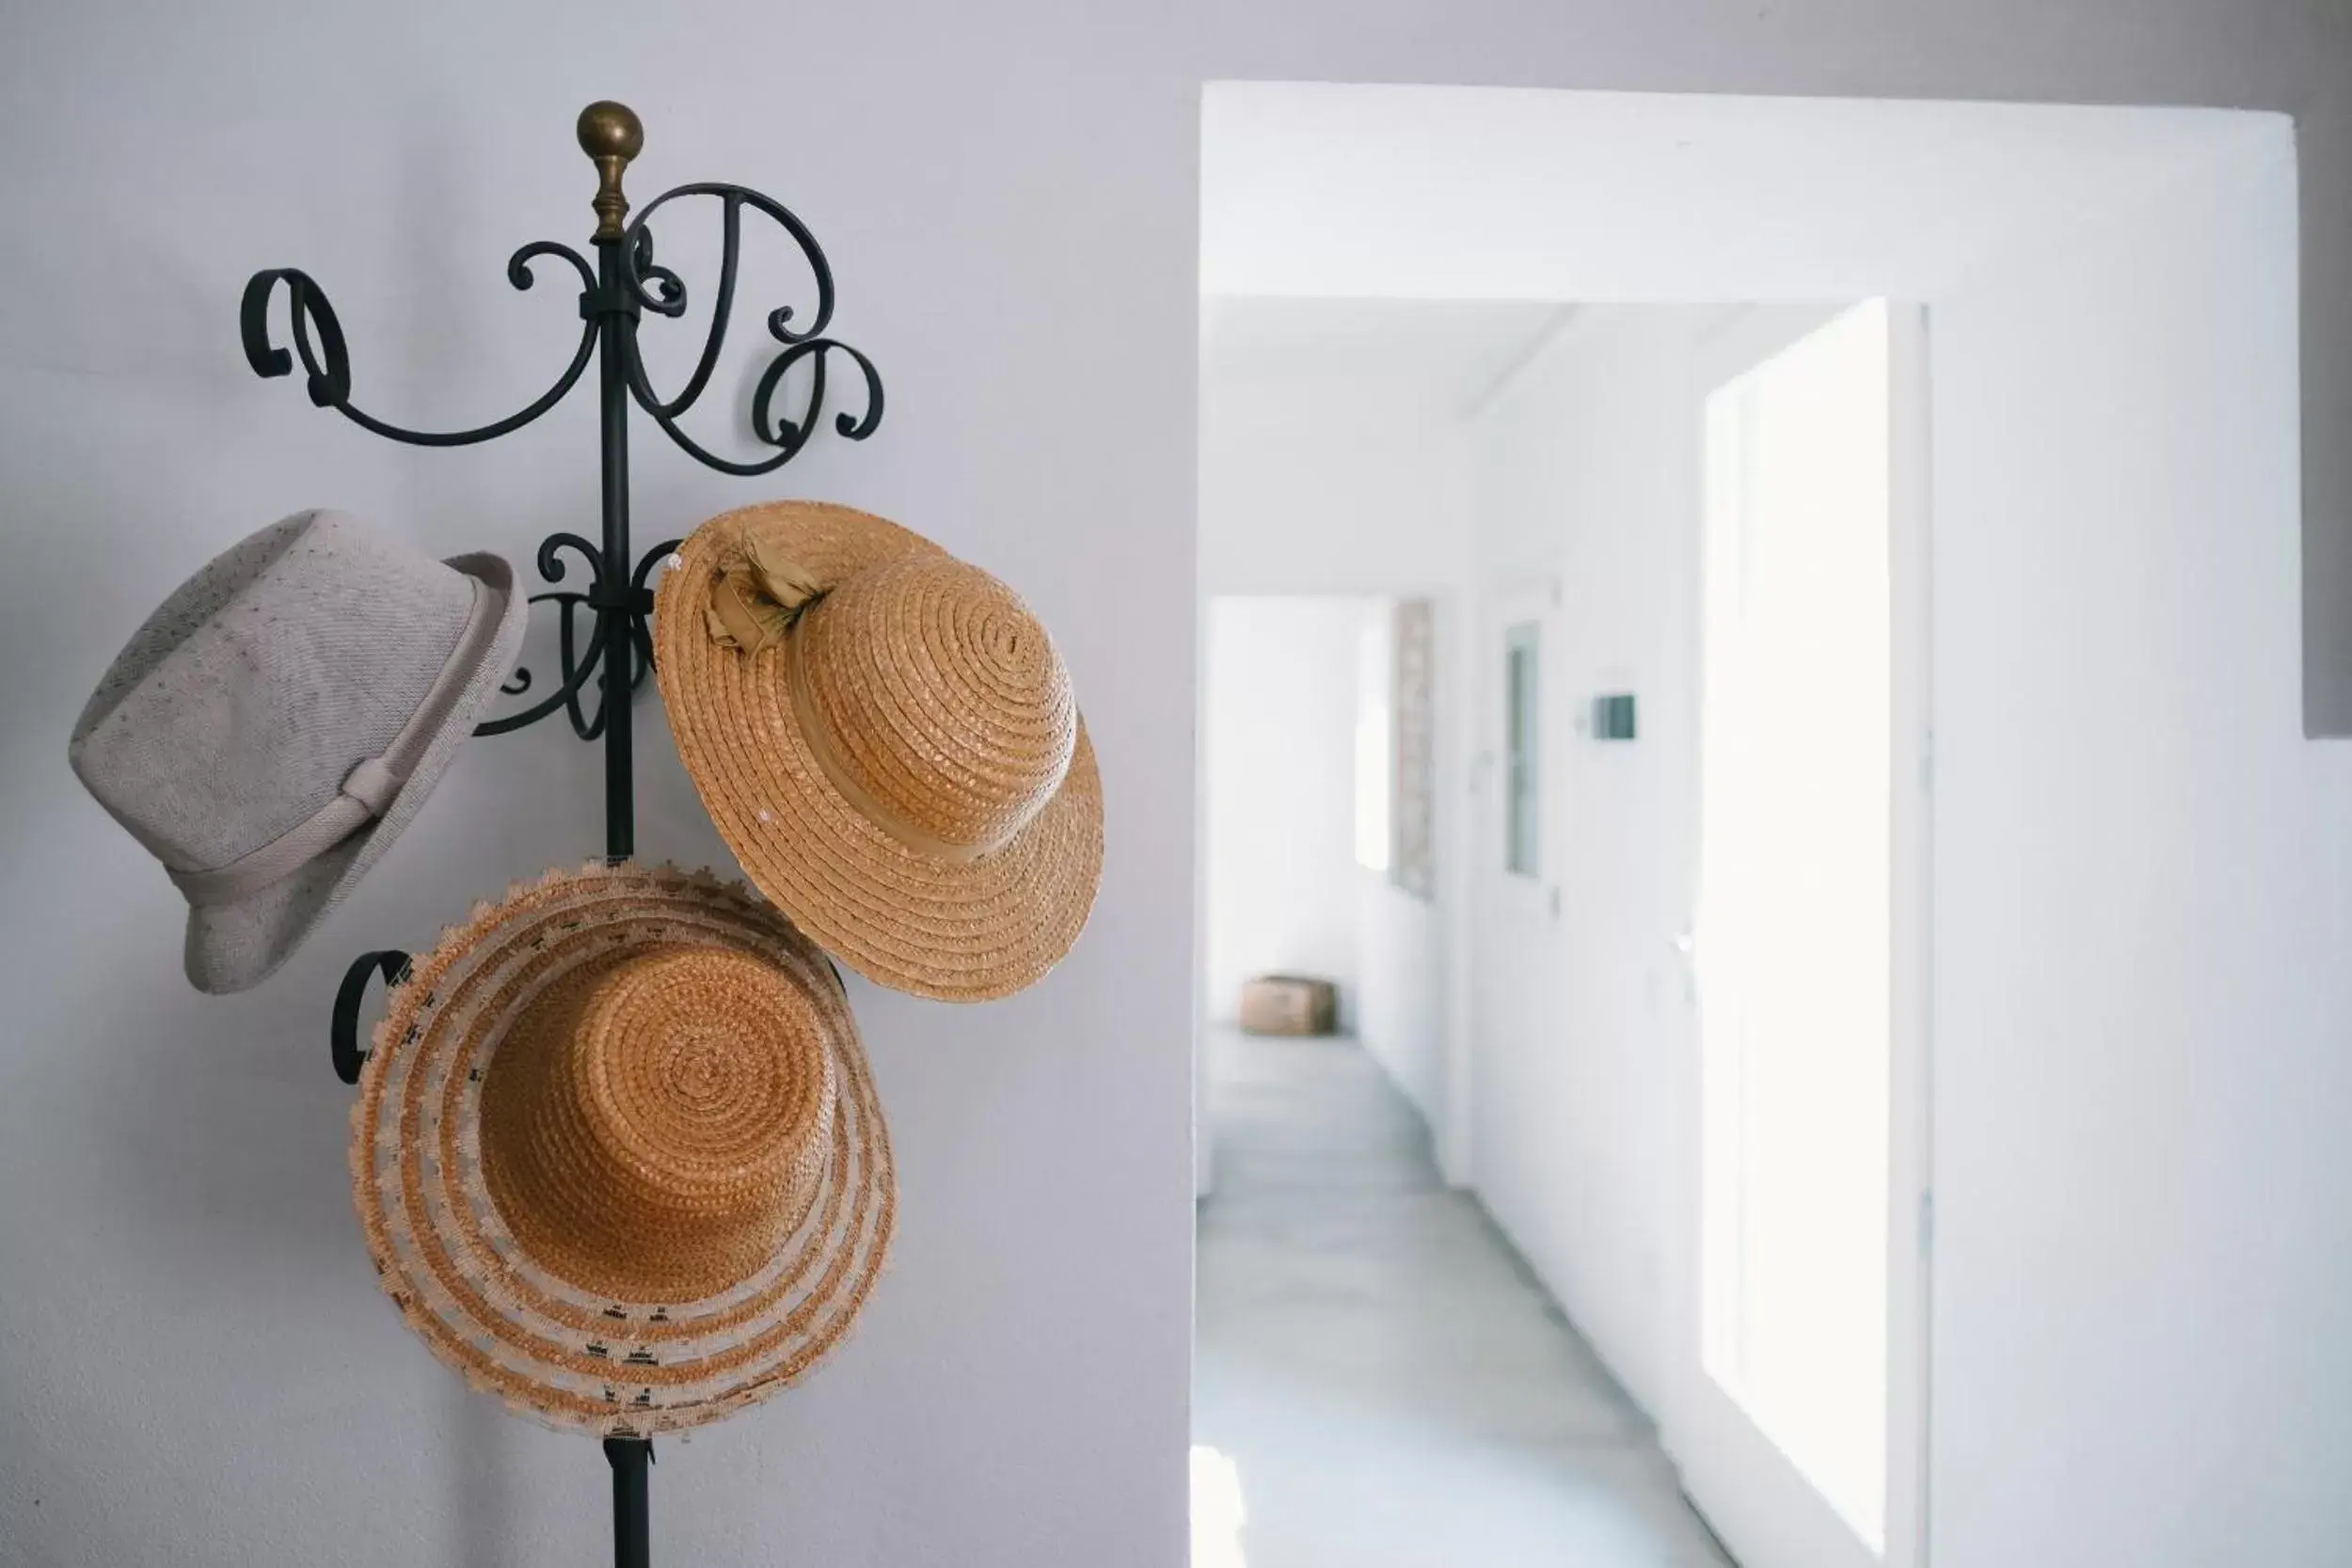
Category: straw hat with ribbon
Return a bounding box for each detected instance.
[652,500,1104,1002]
[350,862,893,1436]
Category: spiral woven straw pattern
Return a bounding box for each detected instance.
[796,552,1078,858]
[350,863,894,1437]
[479,947,838,1303]
[654,501,1104,1002]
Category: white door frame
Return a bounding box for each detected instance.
[1885,296,1934,1568]
[1487,570,1564,921]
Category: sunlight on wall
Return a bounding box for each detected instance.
[1697,300,1893,1548]
[1190,1445,1248,1568]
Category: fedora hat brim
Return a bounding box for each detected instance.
[652,503,1104,1003]
[184,551,528,993]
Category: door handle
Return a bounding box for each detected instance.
[1668,930,1699,1007]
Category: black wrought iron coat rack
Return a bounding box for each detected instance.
[241,101,883,1568]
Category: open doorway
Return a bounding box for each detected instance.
[1194,585,1727,1568]
[1194,81,2297,1568]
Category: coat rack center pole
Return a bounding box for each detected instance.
[595,231,635,864]
[583,101,651,1560]
[605,1435,652,1568]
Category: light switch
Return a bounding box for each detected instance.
[1593,693,1637,741]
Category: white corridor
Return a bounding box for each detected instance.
[1193,1027,1733,1568]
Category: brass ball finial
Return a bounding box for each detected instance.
[578,101,644,242]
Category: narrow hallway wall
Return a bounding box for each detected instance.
[1466,305,1720,1420]
[1202,596,1377,1028]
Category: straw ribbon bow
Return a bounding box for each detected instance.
[700,518,1025,864]
[705,520,825,652]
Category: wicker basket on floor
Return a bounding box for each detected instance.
[1238,974,1338,1037]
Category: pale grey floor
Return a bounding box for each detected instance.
[1194,1028,1733,1568]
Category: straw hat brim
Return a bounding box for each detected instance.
[350,863,894,1437]
[186,552,528,994]
[653,502,1104,1003]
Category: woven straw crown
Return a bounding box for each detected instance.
[794,553,1078,859]
[480,946,839,1304]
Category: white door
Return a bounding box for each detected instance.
[1474,572,1568,1182]
[1668,299,1932,1568]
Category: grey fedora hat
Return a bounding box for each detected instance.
[69,510,528,994]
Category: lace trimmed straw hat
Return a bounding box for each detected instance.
[68,509,527,994]
[351,863,894,1436]
[652,500,1104,1002]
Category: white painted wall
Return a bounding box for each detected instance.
[1206,87,2269,306]
[8,10,1209,1567]
[1928,127,2352,1568]
[1201,595,1373,1027]
[1455,121,2350,1566]
[5,8,2351,1567]
[1467,305,1718,1420]
[1355,879,1447,1123]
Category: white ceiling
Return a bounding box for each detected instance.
[1200,296,1565,424]
[1202,84,2282,302]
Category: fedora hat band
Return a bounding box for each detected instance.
[787,626,1015,865]
[167,578,501,907]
